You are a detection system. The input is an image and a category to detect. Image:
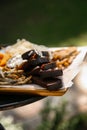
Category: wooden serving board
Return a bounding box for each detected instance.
[0,46,86,97]
[0,87,68,96]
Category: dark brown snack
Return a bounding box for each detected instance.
[42,51,49,57]
[39,68,63,78]
[32,76,63,91]
[28,66,40,75]
[22,57,49,71]
[22,50,50,60]
[21,50,50,71]
[41,62,56,70]
[22,50,38,60]
[30,57,49,66]
[21,49,63,91]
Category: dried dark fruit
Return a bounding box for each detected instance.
[41,62,56,70]
[39,68,63,78]
[22,50,38,60]
[32,76,63,91]
[22,57,49,71]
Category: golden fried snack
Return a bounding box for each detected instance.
[52,47,79,69]
[0,53,11,67]
[0,53,4,59]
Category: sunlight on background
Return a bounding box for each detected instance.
[75,63,87,94]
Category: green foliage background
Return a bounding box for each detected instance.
[36,100,87,130]
[0,0,87,46]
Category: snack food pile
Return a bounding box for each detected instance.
[0,39,85,92]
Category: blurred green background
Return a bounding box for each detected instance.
[0,0,87,46]
[0,1,87,129]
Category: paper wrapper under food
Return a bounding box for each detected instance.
[63,47,87,88]
[0,47,87,91]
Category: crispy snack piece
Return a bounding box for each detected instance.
[0,53,11,67]
[53,47,77,60]
[52,47,79,69]
[0,53,4,59]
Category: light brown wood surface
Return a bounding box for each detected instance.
[0,87,68,96]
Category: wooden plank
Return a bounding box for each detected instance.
[0,87,68,96]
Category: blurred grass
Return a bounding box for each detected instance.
[0,0,87,46]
